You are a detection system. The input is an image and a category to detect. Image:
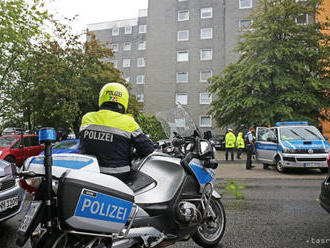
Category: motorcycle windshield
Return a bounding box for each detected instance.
[156,105,200,138]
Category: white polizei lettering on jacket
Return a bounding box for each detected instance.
[81,198,92,211]
[83,130,113,142]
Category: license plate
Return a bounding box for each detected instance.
[18,201,42,233]
[0,196,19,212]
[304,163,320,167]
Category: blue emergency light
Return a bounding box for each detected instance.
[38,127,56,143]
[275,121,308,126]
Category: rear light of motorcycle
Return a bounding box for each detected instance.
[19,178,42,194]
[327,153,330,167]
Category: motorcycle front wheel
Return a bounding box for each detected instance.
[192,197,226,248]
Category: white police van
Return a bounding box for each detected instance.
[255,122,330,173]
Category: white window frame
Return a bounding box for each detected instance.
[176,93,188,105]
[295,14,308,25]
[112,27,119,36]
[111,43,119,52]
[201,7,213,19]
[136,75,145,84]
[200,70,213,82]
[123,42,131,51]
[178,0,187,2]
[177,50,189,62]
[177,30,189,41]
[138,41,146,50]
[200,93,212,105]
[200,28,213,40]
[239,0,252,9]
[200,115,212,127]
[200,49,213,61]
[122,59,131,68]
[176,72,189,83]
[137,93,144,103]
[137,57,146,67]
[239,19,253,31]
[139,25,147,34]
[125,26,132,34]
[178,10,189,21]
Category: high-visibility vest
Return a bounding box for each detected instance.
[236,132,245,149]
[225,132,236,148]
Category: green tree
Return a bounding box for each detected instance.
[0,0,49,119]
[209,0,330,128]
[135,113,167,142]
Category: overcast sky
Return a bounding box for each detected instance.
[47,0,148,33]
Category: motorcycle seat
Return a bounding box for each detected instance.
[124,170,156,193]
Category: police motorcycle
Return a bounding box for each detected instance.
[15,105,225,248]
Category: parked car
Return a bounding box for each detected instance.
[319,152,330,213]
[210,135,225,150]
[255,121,330,173]
[0,159,25,222]
[1,127,24,136]
[40,139,80,155]
[0,135,44,166]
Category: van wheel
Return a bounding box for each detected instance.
[320,168,329,173]
[4,156,15,163]
[275,158,286,173]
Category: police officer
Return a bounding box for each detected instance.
[236,132,245,159]
[225,128,236,161]
[246,126,255,170]
[79,82,154,180]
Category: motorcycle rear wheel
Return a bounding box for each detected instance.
[192,198,226,248]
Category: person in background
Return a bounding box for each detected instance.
[236,132,245,159]
[246,126,256,170]
[225,128,236,161]
[79,82,154,181]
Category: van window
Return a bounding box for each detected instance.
[23,137,31,147]
[280,126,323,141]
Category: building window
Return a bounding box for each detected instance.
[137,93,144,102]
[177,50,189,62]
[139,25,147,33]
[123,42,131,51]
[111,60,118,68]
[200,70,213,82]
[200,28,213,40]
[136,75,145,84]
[112,27,119,36]
[200,49,213,61]
[177,30,189,41]
[200,93,212,104]
[125,26,132,34]
[200,116,212,127]
[176,72,188,83]
[137,57,145,67]
[176,93,188,105]
[138,41,146,50]
[123,59,131,68]
[239,19,252,31]
[296,14,308,24]
[111,43,119,52]
[201,7,213,19]
[239,0,252,9]
[178,10,189,21]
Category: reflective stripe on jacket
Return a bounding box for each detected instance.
[79,109,154,174]
[236,132,245,149]
[225,132,236,148]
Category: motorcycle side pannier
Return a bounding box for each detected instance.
[57,170,135,234]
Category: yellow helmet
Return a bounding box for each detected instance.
[99,83,129,112]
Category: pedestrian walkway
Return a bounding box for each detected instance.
[215,151,326,180]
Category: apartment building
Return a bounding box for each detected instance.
[87,0,257,133]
